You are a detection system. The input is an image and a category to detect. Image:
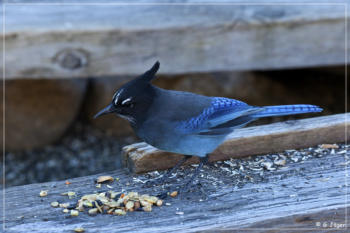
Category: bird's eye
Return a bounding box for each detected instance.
[121,97,133,107]
[123,102,133,107]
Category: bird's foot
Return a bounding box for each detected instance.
[143,175,171,187]
[144,179,161,188]
[144,156,192,188]
[178,179,194,194]
[157,155,209,197]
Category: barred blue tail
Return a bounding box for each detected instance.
[253,104,323,118]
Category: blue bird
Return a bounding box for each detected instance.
[95,61,322,191]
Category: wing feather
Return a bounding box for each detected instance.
[177,97,263,136]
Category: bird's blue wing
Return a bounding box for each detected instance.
[176,97,263,135]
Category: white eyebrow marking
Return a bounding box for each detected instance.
[121,97,132,105]
[113,89,124,105]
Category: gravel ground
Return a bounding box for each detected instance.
[2,123,137,188]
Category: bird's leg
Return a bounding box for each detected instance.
[157,155,209,199]
[146,155,192,187]
[161,155,192,182]
[179,154,209,194]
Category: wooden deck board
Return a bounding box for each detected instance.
[2,145,349,232]
[3,0,348,79]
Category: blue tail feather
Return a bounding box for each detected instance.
[252,104,323,118]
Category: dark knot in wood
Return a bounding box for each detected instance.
[54,49,88,70]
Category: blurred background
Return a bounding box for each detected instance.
[1,1,348,187]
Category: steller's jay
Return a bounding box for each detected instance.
[95,61,322,192]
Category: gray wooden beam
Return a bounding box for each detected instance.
[2,148,349,232]
[2,0,349,79]
[122,113,349,173]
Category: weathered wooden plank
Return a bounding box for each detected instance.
[1,148,349,232]
[2,0,348,79]
[122,113,349,173]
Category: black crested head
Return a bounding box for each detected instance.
[94,61,160,127]
[139,61,159,82]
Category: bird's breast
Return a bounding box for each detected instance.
[136,122,226,157]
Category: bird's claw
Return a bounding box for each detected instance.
[144,177,168,187]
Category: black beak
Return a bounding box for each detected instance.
[94,103,116,119]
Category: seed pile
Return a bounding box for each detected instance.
[52,191,164,217]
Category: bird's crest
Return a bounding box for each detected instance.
[140,61,160,82]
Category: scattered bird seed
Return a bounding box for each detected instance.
[59,203,69,208]
[39,190,48,197]
[74,227,85,233]
[107,208,115,214]
[170,191,178,197]
[96,176,114,183]
[125,201,134,210]
[156,200,163,207]
[142,205,152,212]
[70,210,79,217]
[83,200,93,208]
[50,201,59,208]
[114,209,126,216]
[88,208,98,216]
[140,200,151,207]
[261,162,275,171]
[133,177,147,184]
[42,143,347,220]
[61,191,76,198]
[53,190,166,217]
[320,144,339,149]
[67,192,76,199]
[274,159,286,166]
